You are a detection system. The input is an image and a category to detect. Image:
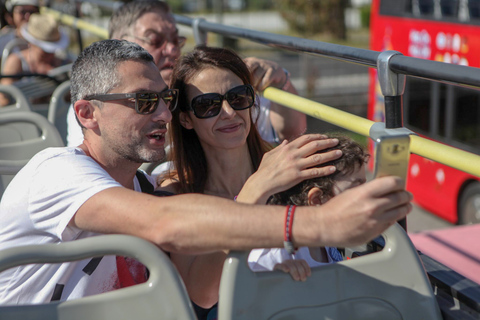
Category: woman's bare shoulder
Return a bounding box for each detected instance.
[2,52,22,75]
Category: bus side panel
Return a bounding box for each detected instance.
[370,2,480,67]
[406,154,471,224]
[369,0,480,224]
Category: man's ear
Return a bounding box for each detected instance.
[179,112,194,130]
[307,187,329,206]
[74,100,98,130]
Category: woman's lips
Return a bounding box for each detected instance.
[217,123,241,133]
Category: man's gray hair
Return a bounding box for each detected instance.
[70,39,154,104]
[108,0,171,39]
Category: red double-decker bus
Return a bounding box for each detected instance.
[368,0,480,224]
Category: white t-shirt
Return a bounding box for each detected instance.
[0,147,152,305]
[248,246,343,272]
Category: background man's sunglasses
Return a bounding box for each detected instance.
[85,89,179,115]
[189,84,255,119]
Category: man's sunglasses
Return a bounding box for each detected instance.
[85,89,179,115]
[189,84,255,119]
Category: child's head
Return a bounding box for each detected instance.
[268,135,369,206]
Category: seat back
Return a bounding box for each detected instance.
[10,75,60,118]
[0,84,32,113]
[0,235,196,320]
[218,224,442,320]
[1,37,28,71]
[47,80,71,145]
[0,112,64,198]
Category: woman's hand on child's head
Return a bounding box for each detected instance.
[274,259,312,282]
[238,134,342,204]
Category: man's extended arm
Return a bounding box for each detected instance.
[71,176,411,254]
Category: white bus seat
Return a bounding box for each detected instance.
[47,80,71,145]
[0,235,197,320]
[0,111,64,198]
[139,160,164,175]
[218,223,442,320]
[1,37,28,71]
[47,63,73,81]
[0,84,32,113]
[0,76,59,119]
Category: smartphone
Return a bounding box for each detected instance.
[373,135,410,184]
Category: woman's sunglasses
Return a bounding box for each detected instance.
[85,88,179,115]
[189,84,255,119]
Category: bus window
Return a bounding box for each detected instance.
[418,0,435,15]
[405,77,432,134]
[469,0,480,19]
[405,0,414,14]
[452,86,480,148]
[380,0,411,16]
[440,0,459,17]
[435,83,447,138]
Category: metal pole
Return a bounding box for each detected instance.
[376,50,408,230]
[193,18,207,45]
[70,0,83,52]
[377,51,406,128]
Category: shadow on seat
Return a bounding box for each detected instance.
[0,235,197,320]
[0,111,64,198]
[47,80,71,145]
[218,224,442,320]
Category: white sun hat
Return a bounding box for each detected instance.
[20,13,69,53]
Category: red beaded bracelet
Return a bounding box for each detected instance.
[283,205,297,255]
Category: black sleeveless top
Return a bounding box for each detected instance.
[193,302,218,320]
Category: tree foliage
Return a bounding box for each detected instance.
[276,0,348,40]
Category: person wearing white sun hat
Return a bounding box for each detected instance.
[0,13,70,105]
[19,12,69,54]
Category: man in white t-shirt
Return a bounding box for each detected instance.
[66,0,306,147]
[0,39,412,304]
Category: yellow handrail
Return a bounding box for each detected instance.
[41,7,108,39]
[264,87,373,137]
[264,87,480,178]
[409,136,480,177]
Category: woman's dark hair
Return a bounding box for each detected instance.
[268,134,369,206]
[163,45,271,193]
